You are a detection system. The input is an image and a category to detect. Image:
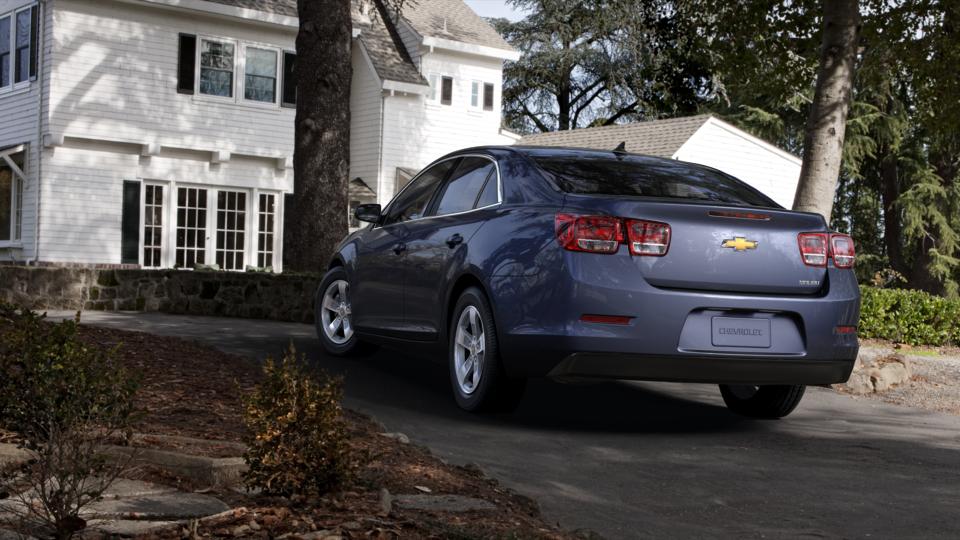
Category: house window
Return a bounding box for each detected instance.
[175,187,208,268]
[143,185,164,268]
[244,46,278,103]
[199,39,235,97]
[0,149,24,243]
[257,193,276,269]
[483,83,494,111]
[13,8,29,83]
[470,81,480,108]
[440,76,453,105]
[0,17,8,88]
[215,190,246,271]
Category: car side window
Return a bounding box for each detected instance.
[474,171,499,208]
[382,160,455,226]
[433,157,496,216]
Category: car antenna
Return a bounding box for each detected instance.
[613,141,628,159]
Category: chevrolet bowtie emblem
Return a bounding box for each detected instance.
[722,237,758,251]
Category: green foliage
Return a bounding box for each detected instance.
[0,304,140,540]
[494,0,717,132]
[859,286,960,346]
[242,346,353,497]
[0,305,140,446]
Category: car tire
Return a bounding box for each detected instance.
[315,267,378,357]
[719,384,806,419]
[448,287,526,413]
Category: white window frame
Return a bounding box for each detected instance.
[0,4,35,95]
[196,36,238,102]
[240,43,281,107]
[146,182,282,272]
[194,34,284,109]
[139,182,167,268]
[0,144,26,247]
[469,80,481,109]
[427,72,440,103]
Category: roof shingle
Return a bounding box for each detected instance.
[519,115,714,157]
[399,0,513,52]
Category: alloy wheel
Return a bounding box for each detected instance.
[454,305,485,395]
[320,279,353,345]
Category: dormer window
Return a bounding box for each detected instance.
[199,38,235,98]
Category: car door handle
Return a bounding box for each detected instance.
[392,242,406,255]
[446,233,464,248]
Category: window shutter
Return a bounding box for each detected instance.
[483,83,494,111]
[29,6,38,80]
[121,181,141,265]
[281,51,296,108]
[177,33,196,95]
[440,76,453,105]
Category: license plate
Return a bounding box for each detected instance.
[711,317,771,348]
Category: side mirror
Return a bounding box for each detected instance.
[354,203,382,224]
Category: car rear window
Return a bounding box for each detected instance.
[531,154,780,208]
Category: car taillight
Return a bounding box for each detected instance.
[830,234,856,268]
[625,219,670,256]
[555,214,622,254]
[556,214,673,256]
[798,233,828,266]
[798,232,856,268]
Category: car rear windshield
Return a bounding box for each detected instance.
[531,154,780,208]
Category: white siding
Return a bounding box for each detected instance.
[378,50,506,202]
[35,0,298,267]
[39,141,289,265]
[0,0,50,262]
[48,0,297,160]
[349,43,383,196]
[673,119,801,208]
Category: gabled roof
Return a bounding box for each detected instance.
[399,0,514,52]
[520,115,714,158]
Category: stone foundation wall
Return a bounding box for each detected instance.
[0,266,321,323]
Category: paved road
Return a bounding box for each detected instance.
[54,311,960,539]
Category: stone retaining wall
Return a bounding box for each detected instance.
[0,266,320,323]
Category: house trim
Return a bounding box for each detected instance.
[420,36,520,61]
[124,0,299,28]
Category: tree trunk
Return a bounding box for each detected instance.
[792,0,861,222]
[879,146,907,275]
[284,0,352,273]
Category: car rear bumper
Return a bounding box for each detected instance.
[547,352,854,385]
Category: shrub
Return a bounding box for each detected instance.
[0,305,140,539]
[858,286,960,346]
[242,346,354,497]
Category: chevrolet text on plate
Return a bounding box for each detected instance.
[314,146,860,418]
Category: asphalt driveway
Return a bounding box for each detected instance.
[51,311,960,539]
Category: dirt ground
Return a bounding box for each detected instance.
[3,320,577,539]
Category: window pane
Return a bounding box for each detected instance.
[0,165,11,241]
[475,172,498,208]
[245,48,277,102]
[216,190,247,270]
[435,158,494,216]
[483,83,494,110]
[441,76,452,105]
[533,153,779,208]
[0,17,10,88]
[14,10,28,83]
[428,73,438,101]
[470,81,479,107]
[383,160,454,225]
[200,40,234,97]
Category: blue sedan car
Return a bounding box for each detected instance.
[316,146,860,418]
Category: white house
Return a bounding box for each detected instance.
[520,115,802,209]
[0,0,518,271]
